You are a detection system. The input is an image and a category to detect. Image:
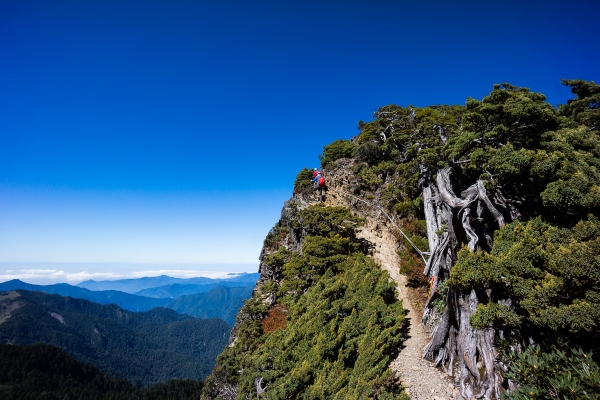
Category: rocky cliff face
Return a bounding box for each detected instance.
[225,198,306,348]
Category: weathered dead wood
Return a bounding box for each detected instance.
[421,166,513,399]
[422,185,442,254]
[476,181,505,228]
[461,207,478,251]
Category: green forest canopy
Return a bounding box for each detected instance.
[0,343,205,400]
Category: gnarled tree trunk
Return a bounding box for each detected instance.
[421,167,509,399]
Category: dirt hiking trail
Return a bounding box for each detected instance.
[306,178,461,399]
[356,224,459,400]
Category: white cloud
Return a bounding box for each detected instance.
[0,263,257,285]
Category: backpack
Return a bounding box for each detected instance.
[319,177,325,187]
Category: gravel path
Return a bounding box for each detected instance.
[356,223,458,400]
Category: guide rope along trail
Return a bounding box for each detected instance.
[325,186,429,265]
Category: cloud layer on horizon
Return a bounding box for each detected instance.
[0,263,258,285]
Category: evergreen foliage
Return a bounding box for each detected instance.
[248,254,404,399]
[504,345,600,399]
[559,79,600,131]
[203,204,407,399]
[345,80,600,397]
[320,139,358,168]
[263,224,290,248]
[450,217,600,339]
[294,167,314,194]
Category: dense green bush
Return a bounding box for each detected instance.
[504,345,600,400]
[450,216,600,342]
[320,139,358,168]
[249,253,405,399]
[294,167,315,199]
[204,204,407,399]
[263,224,290,248]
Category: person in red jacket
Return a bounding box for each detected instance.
[311,170,325,202]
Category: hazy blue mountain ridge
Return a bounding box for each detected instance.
[0,279,170,311]
[136,280,257,298]
[1,279,256,326]
[77,273,260,293]
[166,286,254,325]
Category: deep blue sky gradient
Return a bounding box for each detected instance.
[1,0,598,281]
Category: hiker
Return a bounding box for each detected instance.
[312,168,319,178]
[311,170,325,202]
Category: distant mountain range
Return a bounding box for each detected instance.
[135,280,257,298]
[0,279,170,311]
[77,273,260,293]
[0,273,259,324]
[0,290,230,387]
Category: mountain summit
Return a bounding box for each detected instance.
[203,80,600,400]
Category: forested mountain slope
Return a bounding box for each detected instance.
[0,343,204,400]
[165,286,254,325]
[203,80,600,400]
[0,290,230,387]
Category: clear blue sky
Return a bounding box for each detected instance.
[1,0,598,283]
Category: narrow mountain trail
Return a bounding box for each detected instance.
[300,170,460,399]
[354,222,458,400]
